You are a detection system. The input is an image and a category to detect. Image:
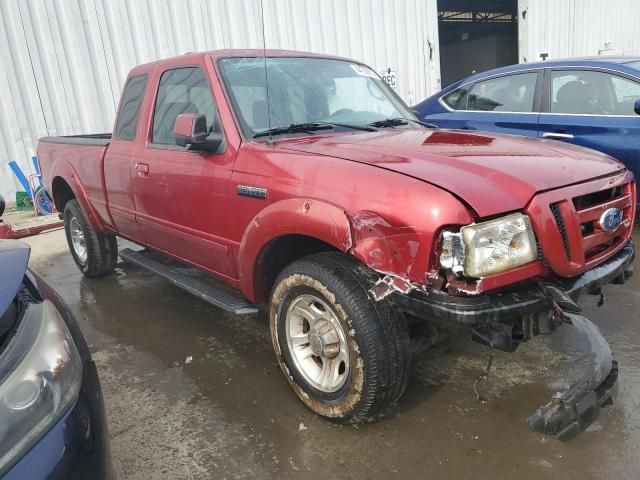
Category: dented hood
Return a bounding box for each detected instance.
[277,129,625,217]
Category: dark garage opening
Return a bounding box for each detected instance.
[438,0,518,87]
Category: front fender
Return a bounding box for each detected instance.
[238,198,436,302]
[238,198,353,300]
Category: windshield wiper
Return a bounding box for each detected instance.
[253,123,333,138]
[325,122,378,132]
[369,117,437,129]
[253,121,377,139]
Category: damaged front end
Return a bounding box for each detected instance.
[343,204,632,439]
[388,240,634,439]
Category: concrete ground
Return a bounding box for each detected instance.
[22,228,640,480]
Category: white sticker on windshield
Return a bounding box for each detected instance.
[350,64,378,78]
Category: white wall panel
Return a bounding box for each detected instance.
[519,0,640,63]
[0,0,440,200]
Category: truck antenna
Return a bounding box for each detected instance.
[259,0,274,145]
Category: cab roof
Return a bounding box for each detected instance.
[129,49,357,76]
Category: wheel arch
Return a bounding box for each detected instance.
[238,198,353,303]
[50,173,103,231]
[51,176,75,213]
[250,234,341,304]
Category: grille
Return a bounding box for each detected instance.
[573,184,632,264]
[573,185,623,211]
[549,202,572,261]
[527,174,634,277]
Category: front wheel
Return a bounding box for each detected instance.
[63,199,118,278]
[270,253,411,423]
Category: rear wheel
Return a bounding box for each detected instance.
[270,252,411,423]
[63,200,117,277]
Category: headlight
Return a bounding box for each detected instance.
[460,213,537,277]
[0,300,82,474]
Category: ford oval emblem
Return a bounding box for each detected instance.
[599,208,623,233]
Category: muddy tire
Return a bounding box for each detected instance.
[270,252,411,423]
[63,199,117,278]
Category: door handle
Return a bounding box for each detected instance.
[135,162,149,177]
[542,132,574,140]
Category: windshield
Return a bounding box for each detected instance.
[218,56,418,138]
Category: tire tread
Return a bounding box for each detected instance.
[273,252,411,423]
[64,199,117,278]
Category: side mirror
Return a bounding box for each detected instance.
[174,113,224,153]
[634,99,640,115]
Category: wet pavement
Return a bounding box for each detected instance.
[23,228,640,480]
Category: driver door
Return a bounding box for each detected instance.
[132,63,237,279]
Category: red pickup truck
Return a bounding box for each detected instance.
[38,50,635,438]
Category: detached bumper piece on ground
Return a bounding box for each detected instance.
[395,241,634,439]
[527,285,618,440]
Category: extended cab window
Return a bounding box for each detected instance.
[467,73,537,112]
[152,67,216,145]
[441,87,469,110]
[114,74,148,140]
[551,69,640,115]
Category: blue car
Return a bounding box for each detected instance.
[0,237,111,479]
[415,57,640,207]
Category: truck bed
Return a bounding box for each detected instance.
[39,133,111,146]
[37,134,113,229]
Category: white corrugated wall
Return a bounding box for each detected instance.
[0,0,441,201]
[519,0,640,62]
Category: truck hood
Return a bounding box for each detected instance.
[0,241,30,318]
[277,129,624,217]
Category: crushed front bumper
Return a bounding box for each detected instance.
[390,240,634,440]
[392,240,634,328]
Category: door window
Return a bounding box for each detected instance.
[467,73,537,112]
[152,67,217,145]
[114,74,148,140]
[441,87,469,110]
[610,75,640,115]
[550,69,640,115]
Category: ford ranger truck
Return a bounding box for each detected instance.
[37,50,636,439]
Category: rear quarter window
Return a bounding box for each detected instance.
[114,74,148,140]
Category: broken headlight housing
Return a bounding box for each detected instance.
[440,213,538,278]
[0,300,82,474]
[439,231,466,275]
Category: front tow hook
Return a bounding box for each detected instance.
[528,285,618,440]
